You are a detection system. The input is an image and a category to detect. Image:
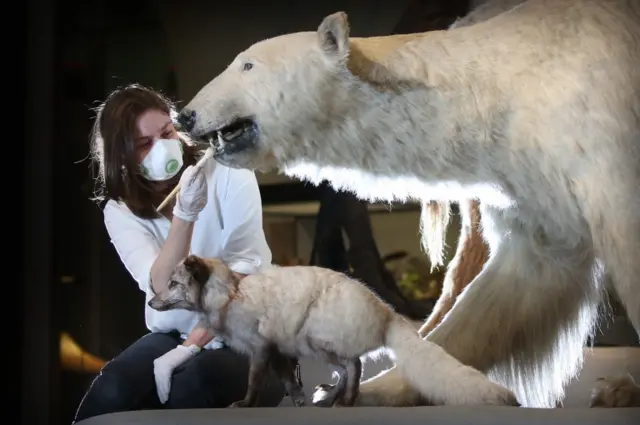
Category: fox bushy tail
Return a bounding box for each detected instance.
[384,316,480,405]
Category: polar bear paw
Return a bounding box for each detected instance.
[589,374,640,408]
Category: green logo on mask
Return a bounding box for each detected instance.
[166,159,179,174]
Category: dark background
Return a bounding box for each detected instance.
[23,1,473,424]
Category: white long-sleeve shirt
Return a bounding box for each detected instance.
[103,158,272,340]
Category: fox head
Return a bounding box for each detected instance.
[148,255,212,312]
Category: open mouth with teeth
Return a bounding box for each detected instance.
[195,118,258,156]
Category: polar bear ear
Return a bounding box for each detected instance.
[317,11,350,62]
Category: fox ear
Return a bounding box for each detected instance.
[183,255,211,285]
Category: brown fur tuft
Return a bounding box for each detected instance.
[183,254,211,286]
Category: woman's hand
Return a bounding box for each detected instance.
[153,321,219,404]
[153,344,200,404]
[173,165,208,222]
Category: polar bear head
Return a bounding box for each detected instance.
[180,12,363,173]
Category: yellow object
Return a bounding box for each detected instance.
[425,279,441,299]
[59,332,107,374]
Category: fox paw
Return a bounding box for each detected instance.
[312,383,339,407]
[589,374,640,408]
[228,400,250,408]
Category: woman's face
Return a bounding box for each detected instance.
[134,109,180,165]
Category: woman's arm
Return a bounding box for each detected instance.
[105,204,215,348]
[149,164,209,294]
[179,169,263,349]
[105,205,197,295]
[149,167,257,295]
[182,320,216,347]
[149,216,194,294]
[104,203,164,295]
[172,170,263,350]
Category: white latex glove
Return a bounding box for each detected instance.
[153,344,200,404]
[173,165,208,222]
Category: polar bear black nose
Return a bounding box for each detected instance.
[178,108,197,133]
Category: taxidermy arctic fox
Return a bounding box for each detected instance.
[148,255,519,407]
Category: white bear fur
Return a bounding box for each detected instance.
[183,0,640,408]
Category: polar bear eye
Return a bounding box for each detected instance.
[242,62,253,72]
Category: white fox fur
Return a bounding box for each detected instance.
[180,0,640,409]
[149,255,520,407]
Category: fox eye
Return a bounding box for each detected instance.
[168,280,178,289]
[242,62,253,72]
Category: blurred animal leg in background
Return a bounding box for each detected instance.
[418,200,489,337]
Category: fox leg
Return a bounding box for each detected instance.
[313,362,348,407]
[270,350,306,407]
[338,357,363,406]
[311,347,356,408]
[229,346,270,408]
[313,356,363,407]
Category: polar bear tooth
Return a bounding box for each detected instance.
[217,131,226,148]
[226,128,244,140]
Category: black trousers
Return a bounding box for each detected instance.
[73,331,285,423]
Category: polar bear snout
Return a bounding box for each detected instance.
[177,105,259,157]
[177,108,217,148]
[176,112,261,169]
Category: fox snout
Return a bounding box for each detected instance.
[148,295,174,311]
[148,290,195,312]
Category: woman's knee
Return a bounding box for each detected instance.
[166,348,285,408]
[167,368,285,409]
[166,362,242,408]
[74,332,179,421]
[73,364,142,422]
[97,332,179,395]
[91,364,136,405]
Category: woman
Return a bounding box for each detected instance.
[73,83,285,423]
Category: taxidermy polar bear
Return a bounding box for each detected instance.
[179,0,640,409]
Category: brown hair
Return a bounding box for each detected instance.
[90,83,203,219]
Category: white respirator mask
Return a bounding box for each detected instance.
[140,138,184,181]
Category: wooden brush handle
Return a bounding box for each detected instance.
[155,147,214,213]
[156,183,181,212]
